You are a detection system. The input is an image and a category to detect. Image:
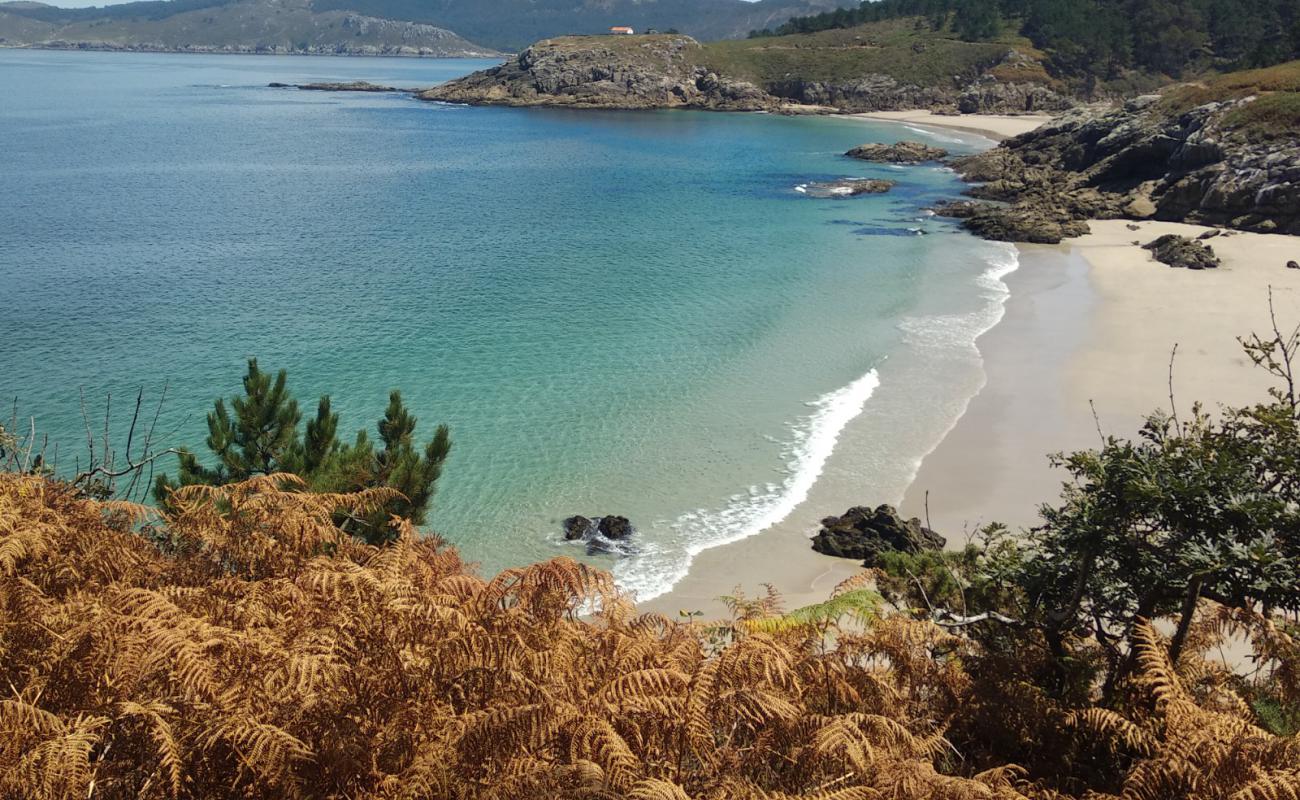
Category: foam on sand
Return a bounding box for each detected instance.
[616,368,882,601]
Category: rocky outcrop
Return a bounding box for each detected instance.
[810,505,945,566]
[766,50,1074,115]
[800,178,896,198]
[1142,234,1221,269]
[422,35,776,111]
[945,92,1300,241]
[562,514,635,556]
[564,515,633,540]
[846,141,948,164]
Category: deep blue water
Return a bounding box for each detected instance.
[0,50,1014,597]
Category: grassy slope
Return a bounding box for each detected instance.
[700,17,1052,86]
[1160,59,1300,140]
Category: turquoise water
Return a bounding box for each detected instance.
[0,50,1015,598]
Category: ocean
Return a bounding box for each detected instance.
[0,49,1016,600]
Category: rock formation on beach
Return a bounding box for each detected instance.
[940,63,1300,243]
[811,504,945,566]
[421,35,777,111]
[845,141,949,164]
[1143,234,1221,270]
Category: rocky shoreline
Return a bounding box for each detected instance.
[937,94,1300,242]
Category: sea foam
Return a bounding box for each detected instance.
[616,368,881,601]
[617,242,1020,603]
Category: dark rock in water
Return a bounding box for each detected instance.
[296,81,399,92]
[597,515,633,540]
[1288,260,1300,270]
[268,82,292,88]
[811,504,945,566]
[561,515,635,556]
[1142,234,1221,270]
[801,179,896,199]
[930,199,983,219]
[846,141,948,164]
[563,515,594,541]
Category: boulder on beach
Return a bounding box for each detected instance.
[810,504,945,566]
[1142,234,1220,270]
[845,141,948,164]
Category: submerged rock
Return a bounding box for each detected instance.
[800,178,896,199]
[811,504,945,566]
[845,141,949,164]
[1142,234,1221,270]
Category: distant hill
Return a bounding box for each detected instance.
[259,0,861,52]
[0,0,500,56]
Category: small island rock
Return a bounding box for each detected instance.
[845,141,948,164]
[811,504,945,566]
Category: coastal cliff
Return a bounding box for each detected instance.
[942,62,1300,241]
[421,35,777,111]
[423,21,1074,115]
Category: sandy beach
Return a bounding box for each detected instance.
[848,110,1054,141]
[647,218,1300,620]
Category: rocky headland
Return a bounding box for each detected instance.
[421,29,1075,116]
[421,35,776,111]
[938,64,1300,243]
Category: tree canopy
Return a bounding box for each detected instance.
[154,359,451,544]
[754,0,1300,78]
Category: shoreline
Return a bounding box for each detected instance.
[847,110,1054,142]
[649,219,1300,619]
[900,220,1300,541]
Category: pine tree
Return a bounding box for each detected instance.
[155,363,451,545]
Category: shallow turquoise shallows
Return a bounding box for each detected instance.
[0,50,1015,598]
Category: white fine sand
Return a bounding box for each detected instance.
[900,221,1300,540]
[647,218,1300,620]
[848,110,1054,141]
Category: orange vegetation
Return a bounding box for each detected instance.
[1,472,1296,799]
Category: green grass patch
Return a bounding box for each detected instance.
[1221,91,1300,140]
[1159,59,1300,113]
[700,17,1039,87]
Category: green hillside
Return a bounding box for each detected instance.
[703,17,1054,86]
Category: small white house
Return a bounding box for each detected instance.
[609,26,635,35]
